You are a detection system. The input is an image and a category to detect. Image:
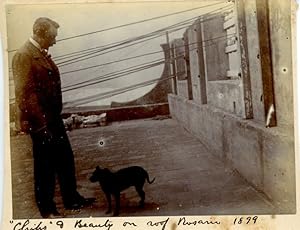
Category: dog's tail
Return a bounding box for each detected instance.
[146,171,155,184]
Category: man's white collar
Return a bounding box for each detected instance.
[29,37,46,53]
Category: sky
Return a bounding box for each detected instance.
[5,1,229,106]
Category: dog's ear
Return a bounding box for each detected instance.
[96,166,100,170]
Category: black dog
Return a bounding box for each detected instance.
[90,166,155,216]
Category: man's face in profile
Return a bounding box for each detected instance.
[44,25,58,49]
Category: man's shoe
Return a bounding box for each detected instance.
[65,197,96,210]
[65,202,81,210]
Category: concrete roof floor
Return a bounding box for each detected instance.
[10,118,275,219]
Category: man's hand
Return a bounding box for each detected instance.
[20,121,30,134]
[38,127,53,143]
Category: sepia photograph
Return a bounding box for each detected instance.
[1,0,298,227]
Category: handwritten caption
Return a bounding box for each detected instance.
[9,216,258,230]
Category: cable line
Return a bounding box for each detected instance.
[57,26,181,66]
[63,58,165,86]
[60,50,165,75]
[57,19,230,67]
[60,31,236,76]
[61,33,236,93]
[62,60,165,92]
[53,15,200,61]
[56,6,233,66]
[57,2,228,42]
[57,34,163,66]
[8,11,233,73]
[64,75,175,107]
[7,2,232,53]
[55,26,182,63]
[54,4,232,62]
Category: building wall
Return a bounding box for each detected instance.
[202,14,228,81]
[168,0,295,211]
[269,0,294,128]
[207,80,244,117]
[188,25,202,104]
[177,80,189,99]
[170,0,294,128]
[202,8,245,117]
[171,38,189,99]
[244,0,265,124]
[173,38,186,81]
[224,9,240,79]
[169,95,296,213]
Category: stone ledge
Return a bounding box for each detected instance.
[168,94,296,213]
[62,103,170,122]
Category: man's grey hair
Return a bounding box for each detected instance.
[33,17,59,37]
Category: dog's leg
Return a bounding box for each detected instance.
[105,193,112,214]
[113,193,120,216]
[135,186,145,208]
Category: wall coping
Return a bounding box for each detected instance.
[169,94,294,141]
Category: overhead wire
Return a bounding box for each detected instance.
[60,50,165,75]
[61,29,235,76]
[62,32,236,96]
[55,4,233,65]
[8,4,232,73]
[8,2,235,106]
[57,16,233,67]
[53,15,200,61]
[8,9,232,73]
[7,1,233,56]
[64,75,175,107]
[57,32,167,66]
[62,59,165,92]
[56,1,228,42]
[8,14,234,78]
[62,32,236,92]
[55,17,202,66]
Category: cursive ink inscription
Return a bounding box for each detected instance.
[147,218,169,230]
[74,219,113,230]
[123,221,137,227]
[177,217,221,226]
[12,219,47,230]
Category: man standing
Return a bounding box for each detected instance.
[12,17,95,218]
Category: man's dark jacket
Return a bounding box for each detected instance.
[12,41,62,133]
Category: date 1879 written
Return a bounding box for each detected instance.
[233,216,258,225]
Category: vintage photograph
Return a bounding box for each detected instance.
[4,0,297,220]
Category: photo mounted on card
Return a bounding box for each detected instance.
[1,0,299,229]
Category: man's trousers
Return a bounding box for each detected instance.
[30,117,82,214]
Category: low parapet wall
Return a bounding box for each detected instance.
[10,103,169,135]
[62,103,170,122]
[168,94,296,213]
